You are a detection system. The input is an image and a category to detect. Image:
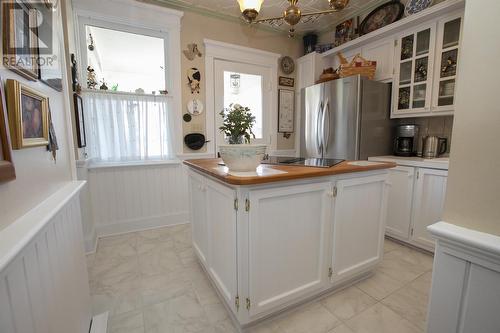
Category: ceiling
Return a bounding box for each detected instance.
[154,0,388,34]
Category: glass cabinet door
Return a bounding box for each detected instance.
[434,16,462,110]
[395,26,434,114]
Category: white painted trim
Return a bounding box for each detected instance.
[204,39,281,156]
[95,212,189,237]
[428,222,500,264]
[369,156,449,170]
[85,159,182,170]
[321,0,465,59]
[85,227,98,254]
[90,312,109,333]
[0,181,86,271]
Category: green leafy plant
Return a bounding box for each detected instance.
[219,103,256,144]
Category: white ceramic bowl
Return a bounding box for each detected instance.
[219,144,267,172]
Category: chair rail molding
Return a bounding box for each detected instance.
[427,222,500,333]
[204,39,280,155]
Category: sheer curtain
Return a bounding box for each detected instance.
[82,91,176,162]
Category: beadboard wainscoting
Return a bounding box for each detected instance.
[427,222,500,332]
[0,182,92,333]
[79,161,190,252]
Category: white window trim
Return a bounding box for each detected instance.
[73,0,183,156]
[204,39,281,156]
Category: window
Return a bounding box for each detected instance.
[85,26,166,94]
[79,19,177,163]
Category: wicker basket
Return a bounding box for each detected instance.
[338,53,377,80]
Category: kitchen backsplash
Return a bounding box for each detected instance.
[398,116,454,156]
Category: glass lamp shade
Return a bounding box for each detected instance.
[237,0,264,13]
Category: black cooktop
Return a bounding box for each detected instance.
[261,156,345,168]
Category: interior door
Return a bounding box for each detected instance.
[411,168,448,251]
[247,182,332,318]
[214,60,271,148]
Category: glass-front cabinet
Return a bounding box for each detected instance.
[394,24,436,115]
[392,11,463,118]
[432,13,463,112]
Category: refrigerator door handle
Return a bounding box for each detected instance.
[316,102,323,155]
[322,99,331,153]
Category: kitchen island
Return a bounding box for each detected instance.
[184,158,395,328]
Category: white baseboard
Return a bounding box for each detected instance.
[94,211,189,238]
[90,312,109,333]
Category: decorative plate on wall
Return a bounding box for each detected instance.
[280,56,295,74]
[187,99,204,115]
[405,0,433,16]
[359,1,404,36]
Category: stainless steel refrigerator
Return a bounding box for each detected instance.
[300,75,393,160]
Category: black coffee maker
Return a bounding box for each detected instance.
[394,125,419,156]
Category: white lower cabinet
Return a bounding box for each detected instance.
[331,174,388,283]
[247,182,332,317]
[384,165,448,251]
[187,169,389,325]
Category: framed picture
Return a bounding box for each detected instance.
[73,94,86,148]
[278,89,295,133]
[0,75,16,182]
[279,76,294,88]
[335,18,356,46]
[2,0,40,80]
[6,79,49,149]
[359,1,404,36]
[36,1,63,91]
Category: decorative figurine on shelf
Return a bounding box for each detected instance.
[159,89,168,95]
[441,56,457,76]
[183,43,202,61]
[135,88,145,94]
[187,67,201,94]
[71,53,79,92]
[87,66,98,89]
[111,84,118,91]
[99,79,108,90]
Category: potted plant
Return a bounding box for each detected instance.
[218,103,267,171]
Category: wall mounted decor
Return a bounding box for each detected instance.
[184,133,207,150]
[279,76,295,87]
[71,54,80,92]
[405,0,433,16]
[47,105,58,161]
[87,66,98,89]
[183,43,202,60]
[359,1,404,36]
[73,93,86,148]
[278,89,295,133]
[280,56,295,74]
[36,1,63,91]
[6,79,49,149]
[0,75,16,182]
[187,68,201,94]
[2,0,40,80]
[334,17,357,46]
[183,113,192,122]
[187,99,204,115]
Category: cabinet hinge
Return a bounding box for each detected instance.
[234,198,239,211]
[246,297,251,310]
[245,199,250,212]
[394,39,398,47]
[411,228,414,236]
[416,171,420,179]
[328,267,333,278]
[235,296,240,311]
[333,186,338,198]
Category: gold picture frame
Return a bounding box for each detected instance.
[2,0,40,81]
[6,79,49,149]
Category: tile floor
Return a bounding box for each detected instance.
[87,224,434,333]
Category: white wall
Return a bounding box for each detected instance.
[0,4,75,231]
[442,0,500,236]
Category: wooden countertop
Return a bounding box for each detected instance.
[183,158,396,185]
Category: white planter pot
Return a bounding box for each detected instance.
[219,144,267,172]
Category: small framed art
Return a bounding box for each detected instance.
[6,79,49,149]
[279,76,295,88]
[278,89,295,133]
[0,75,16,182]
[73,93,86,148]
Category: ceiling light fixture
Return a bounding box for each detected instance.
[238,0,350,37]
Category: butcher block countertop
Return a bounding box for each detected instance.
[183,158,396,185]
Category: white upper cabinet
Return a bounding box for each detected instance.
[331,174,387,283]
[361,38,396,82]
[431,12,463,113]
[247,181,332,317]
[392,23,437,117]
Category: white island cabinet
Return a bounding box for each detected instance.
[186,159,392,327]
